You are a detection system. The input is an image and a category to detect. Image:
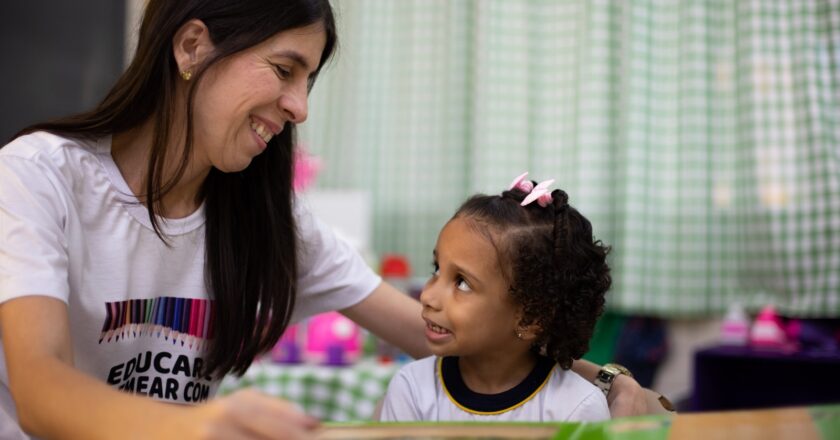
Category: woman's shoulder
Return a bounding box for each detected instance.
[0,131,111,204]
[2,131,100,161]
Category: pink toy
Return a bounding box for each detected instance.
[749,305,793,351]
[303,312,362,365]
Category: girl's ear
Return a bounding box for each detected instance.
[172,19,215,76]
[516,324,541,342]
[514,309,540,341]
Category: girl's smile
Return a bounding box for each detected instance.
[423,317,453,343]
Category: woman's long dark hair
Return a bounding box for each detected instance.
[12,0,337,377]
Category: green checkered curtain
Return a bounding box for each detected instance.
[300,0,840,317]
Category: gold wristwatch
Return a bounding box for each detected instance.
[594,363,633,396]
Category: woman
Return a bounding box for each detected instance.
[0,1,646,438]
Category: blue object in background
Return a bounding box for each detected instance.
[613,317,668,388]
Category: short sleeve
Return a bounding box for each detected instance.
[291,200,381,322]
[567,387,611,422]
[379,367,423,422]
[0,152,71,304]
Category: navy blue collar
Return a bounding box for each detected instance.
[439,355,555,414]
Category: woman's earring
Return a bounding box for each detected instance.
[516,330,524,340]
[180,70,193,81]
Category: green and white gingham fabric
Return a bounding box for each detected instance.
[301,1,840,317]
[218,359,400,421]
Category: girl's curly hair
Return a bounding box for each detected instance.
[454,185,611,369]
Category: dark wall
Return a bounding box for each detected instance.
[0,1,125,142]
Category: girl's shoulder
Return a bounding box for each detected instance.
[549,366,603,395]
[388,355,440,392]
[545,366,610,420]
[396,355,439,378]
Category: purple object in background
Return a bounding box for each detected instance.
[271,339,302,364]
[270,324,302,364]
[692,345,840,411]
[787,319,840,353]
[326,344,348,366]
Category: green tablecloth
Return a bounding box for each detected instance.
[219,358,400,421]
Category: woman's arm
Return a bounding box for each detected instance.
[570,359,649,417]
[340,281,431,359]
[0,296,318,439]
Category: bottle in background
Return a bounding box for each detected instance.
[719,303,750,346]
[749,305,791,351]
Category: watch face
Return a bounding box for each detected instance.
[596,370,615,383]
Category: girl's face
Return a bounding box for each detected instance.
[192,23,326,173]
[419,217,523,361]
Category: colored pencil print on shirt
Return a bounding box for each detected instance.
[99,297,215,350]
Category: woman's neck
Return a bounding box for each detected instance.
[457,349,539,395]
[111,119,210,219]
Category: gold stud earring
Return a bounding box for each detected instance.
[180,70,193,81]
[516,331,524,340]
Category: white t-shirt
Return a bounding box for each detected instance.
[0,132,381,439]
[379,356,610,423]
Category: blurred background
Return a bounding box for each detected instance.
[3,0,839,420]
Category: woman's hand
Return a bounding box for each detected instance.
[570,359,651,417]
[172,389,320,440]
[606,374,649,417]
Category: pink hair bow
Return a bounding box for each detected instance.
[508,172,555,207]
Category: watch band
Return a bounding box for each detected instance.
[593,363,633,396]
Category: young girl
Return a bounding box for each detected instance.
[379,173,612,422]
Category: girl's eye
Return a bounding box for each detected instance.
[456,277,471,292]
[431,262,439,276]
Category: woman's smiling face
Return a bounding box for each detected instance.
[191,22,326,173]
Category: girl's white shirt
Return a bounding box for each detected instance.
[380,356,610,423]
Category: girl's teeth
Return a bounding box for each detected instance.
[429,323,450,334]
